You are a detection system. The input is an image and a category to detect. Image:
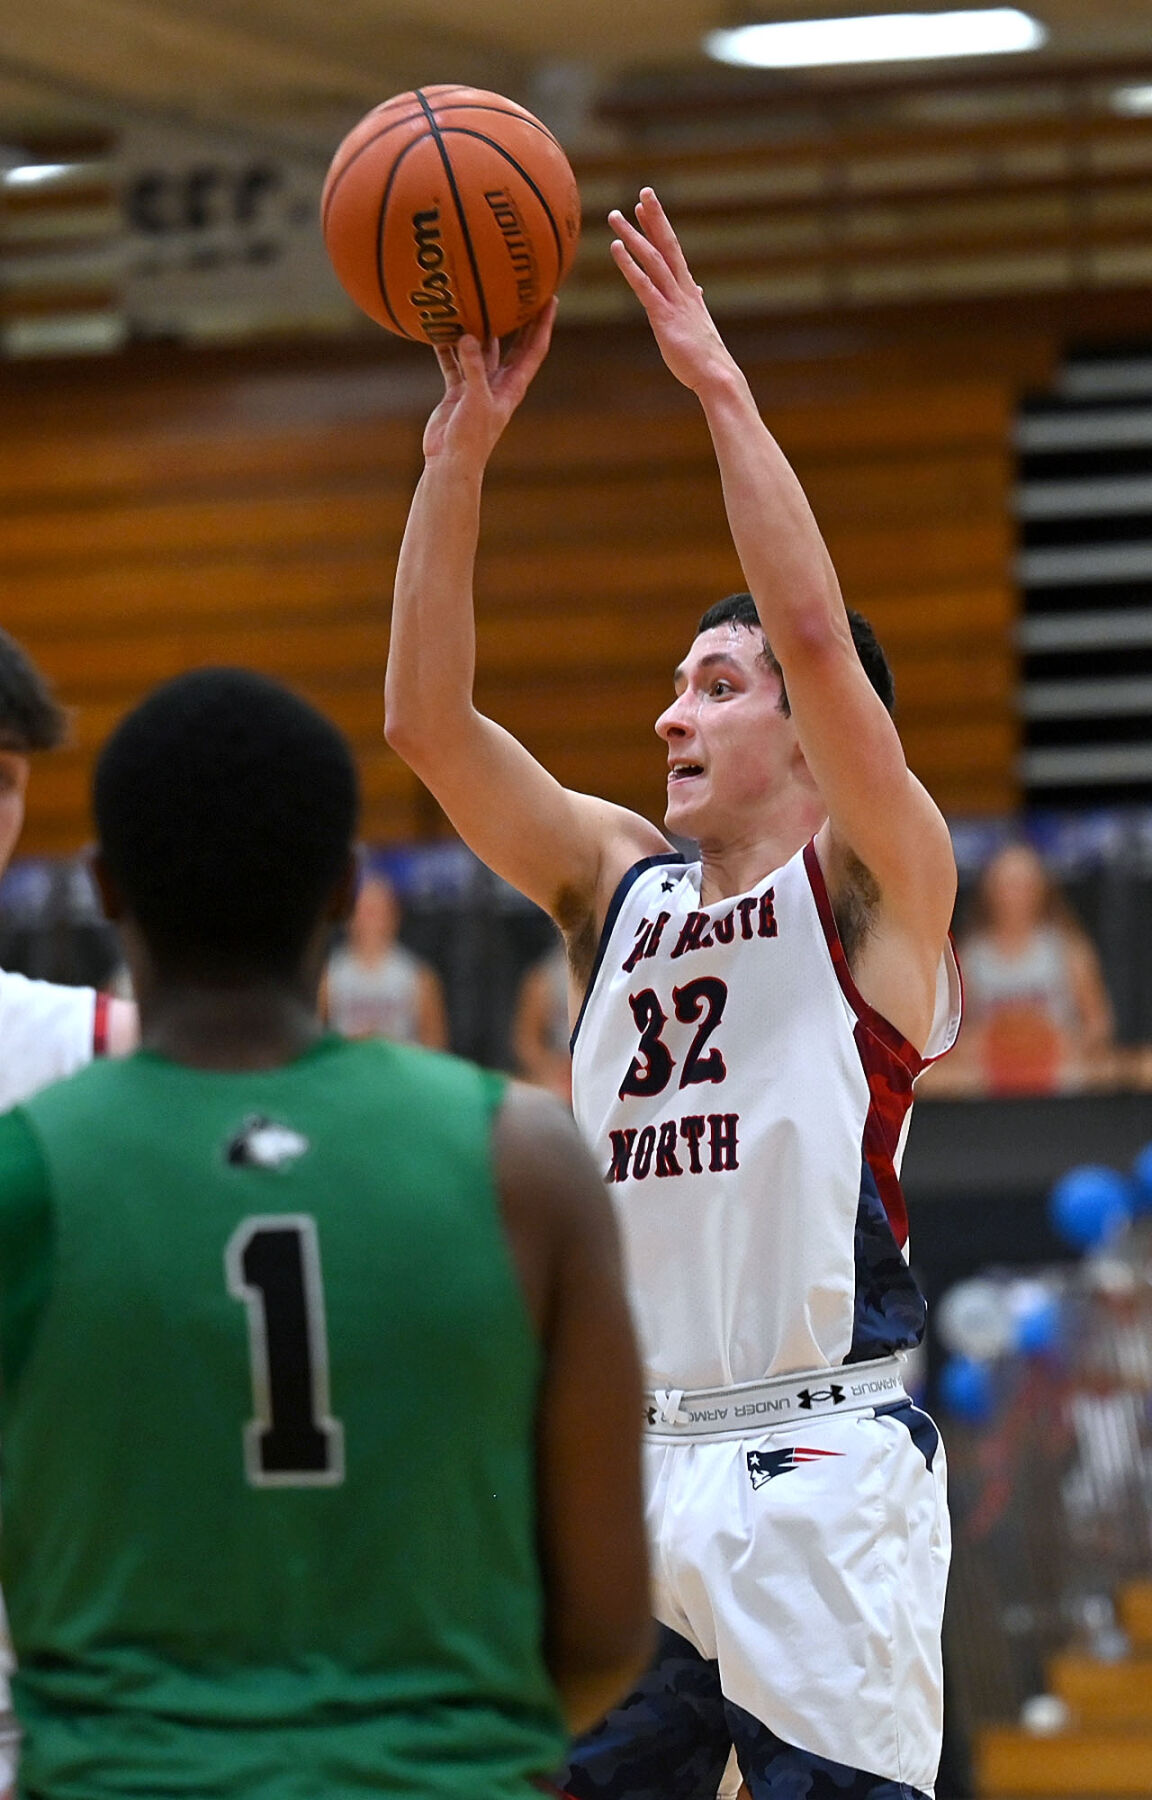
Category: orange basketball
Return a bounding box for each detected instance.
[321,85,581,345]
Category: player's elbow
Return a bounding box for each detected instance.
[383,694,438,766]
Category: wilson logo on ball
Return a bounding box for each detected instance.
[409,208,462,341]
[321,84,581,344]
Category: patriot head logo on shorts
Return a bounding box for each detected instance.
[746,1446,844,1489]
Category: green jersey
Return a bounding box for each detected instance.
[0,1036,566,1798]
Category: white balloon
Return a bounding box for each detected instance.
[935,1278,1014,1361]
[1019,1694,1072,1736]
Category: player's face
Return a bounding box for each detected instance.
[655,625,797,838]
[0,751,30,877]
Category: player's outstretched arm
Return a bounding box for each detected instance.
[385,308,665,928]
[493,1084,653,1735]
[610,190,956,1007]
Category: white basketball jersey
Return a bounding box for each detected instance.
[572,841,960,1391]
[0,971,105,1114]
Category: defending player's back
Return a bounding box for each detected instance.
[0,667,650,1800]
[0,1039,557,1796]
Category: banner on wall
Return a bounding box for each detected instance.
[120,121,356,343]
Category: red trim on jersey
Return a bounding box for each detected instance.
[92,991,110,1059]
[802,838,920,1249]
[802,841,924,1078]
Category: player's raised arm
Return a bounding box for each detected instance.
[608,192,955,968]
[385,307,666,929]
[492,1084,653,1735]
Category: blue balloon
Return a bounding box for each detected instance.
[1048,1165,1132,1251]
[1131,1144,1152,1216]
[939,1355,996,1424]
[1015,1293,1061,1355]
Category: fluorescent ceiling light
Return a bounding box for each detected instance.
[705,9,1048,68]
[1113,85,1152,116]
[2,163,74,187]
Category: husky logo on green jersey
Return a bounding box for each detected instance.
[226,1115,310,1172]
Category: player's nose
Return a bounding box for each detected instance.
[655,694,690,740]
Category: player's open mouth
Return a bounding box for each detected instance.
[668,763,703,783]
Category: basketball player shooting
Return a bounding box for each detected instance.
[386,189,961,1800]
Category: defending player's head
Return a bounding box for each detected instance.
[93,668,359,982]
[696,592,895,717]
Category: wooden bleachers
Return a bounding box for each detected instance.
[976,1580,1152,1797]
[0,325,1027,854]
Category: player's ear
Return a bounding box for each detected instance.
[88,848,125,923]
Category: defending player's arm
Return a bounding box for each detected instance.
[493,1084,653,1734]
[610,190,956,1035]
[385,309,667,929]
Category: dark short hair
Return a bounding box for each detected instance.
[94,667,359,976]
[0,629,68,751]
[696,592,895,716]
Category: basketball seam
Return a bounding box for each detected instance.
[322,113,428,237]
[375,141,424,341]
[417,105,564,147]
[415,87,490,343]
[439,128,568,287]
[322,95,566,243]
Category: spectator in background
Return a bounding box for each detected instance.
[323,867,448,1048]
[513,938,572,1105]
[949,842,1115,1095]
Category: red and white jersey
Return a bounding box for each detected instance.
[0,970,108,1114]
[572,841,961,1392]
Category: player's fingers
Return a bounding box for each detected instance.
[433,344,460,387]
[521,294,558,364]
[499,296,556,399]
[454,334,490,387]
[609,235,663,308]
[635,187,695,287]
[607,208,678,301]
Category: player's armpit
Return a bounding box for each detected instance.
[493,1084,653,1734]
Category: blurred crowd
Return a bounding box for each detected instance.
[4,828,1151,1104]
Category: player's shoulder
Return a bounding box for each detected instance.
[332,1032,507,1110]
[561,795,671,915]
[15,1044,134,1127]
[0,1103,54,1228]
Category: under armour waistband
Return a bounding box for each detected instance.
[643,1354,909,1442]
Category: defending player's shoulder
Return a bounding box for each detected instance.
[491,1081,626,1334]
[0,1105,54,1270]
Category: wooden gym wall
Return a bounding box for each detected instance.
[0,317,1032,858]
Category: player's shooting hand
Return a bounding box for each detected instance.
[609,190,734,393]
[422,298,556,462]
